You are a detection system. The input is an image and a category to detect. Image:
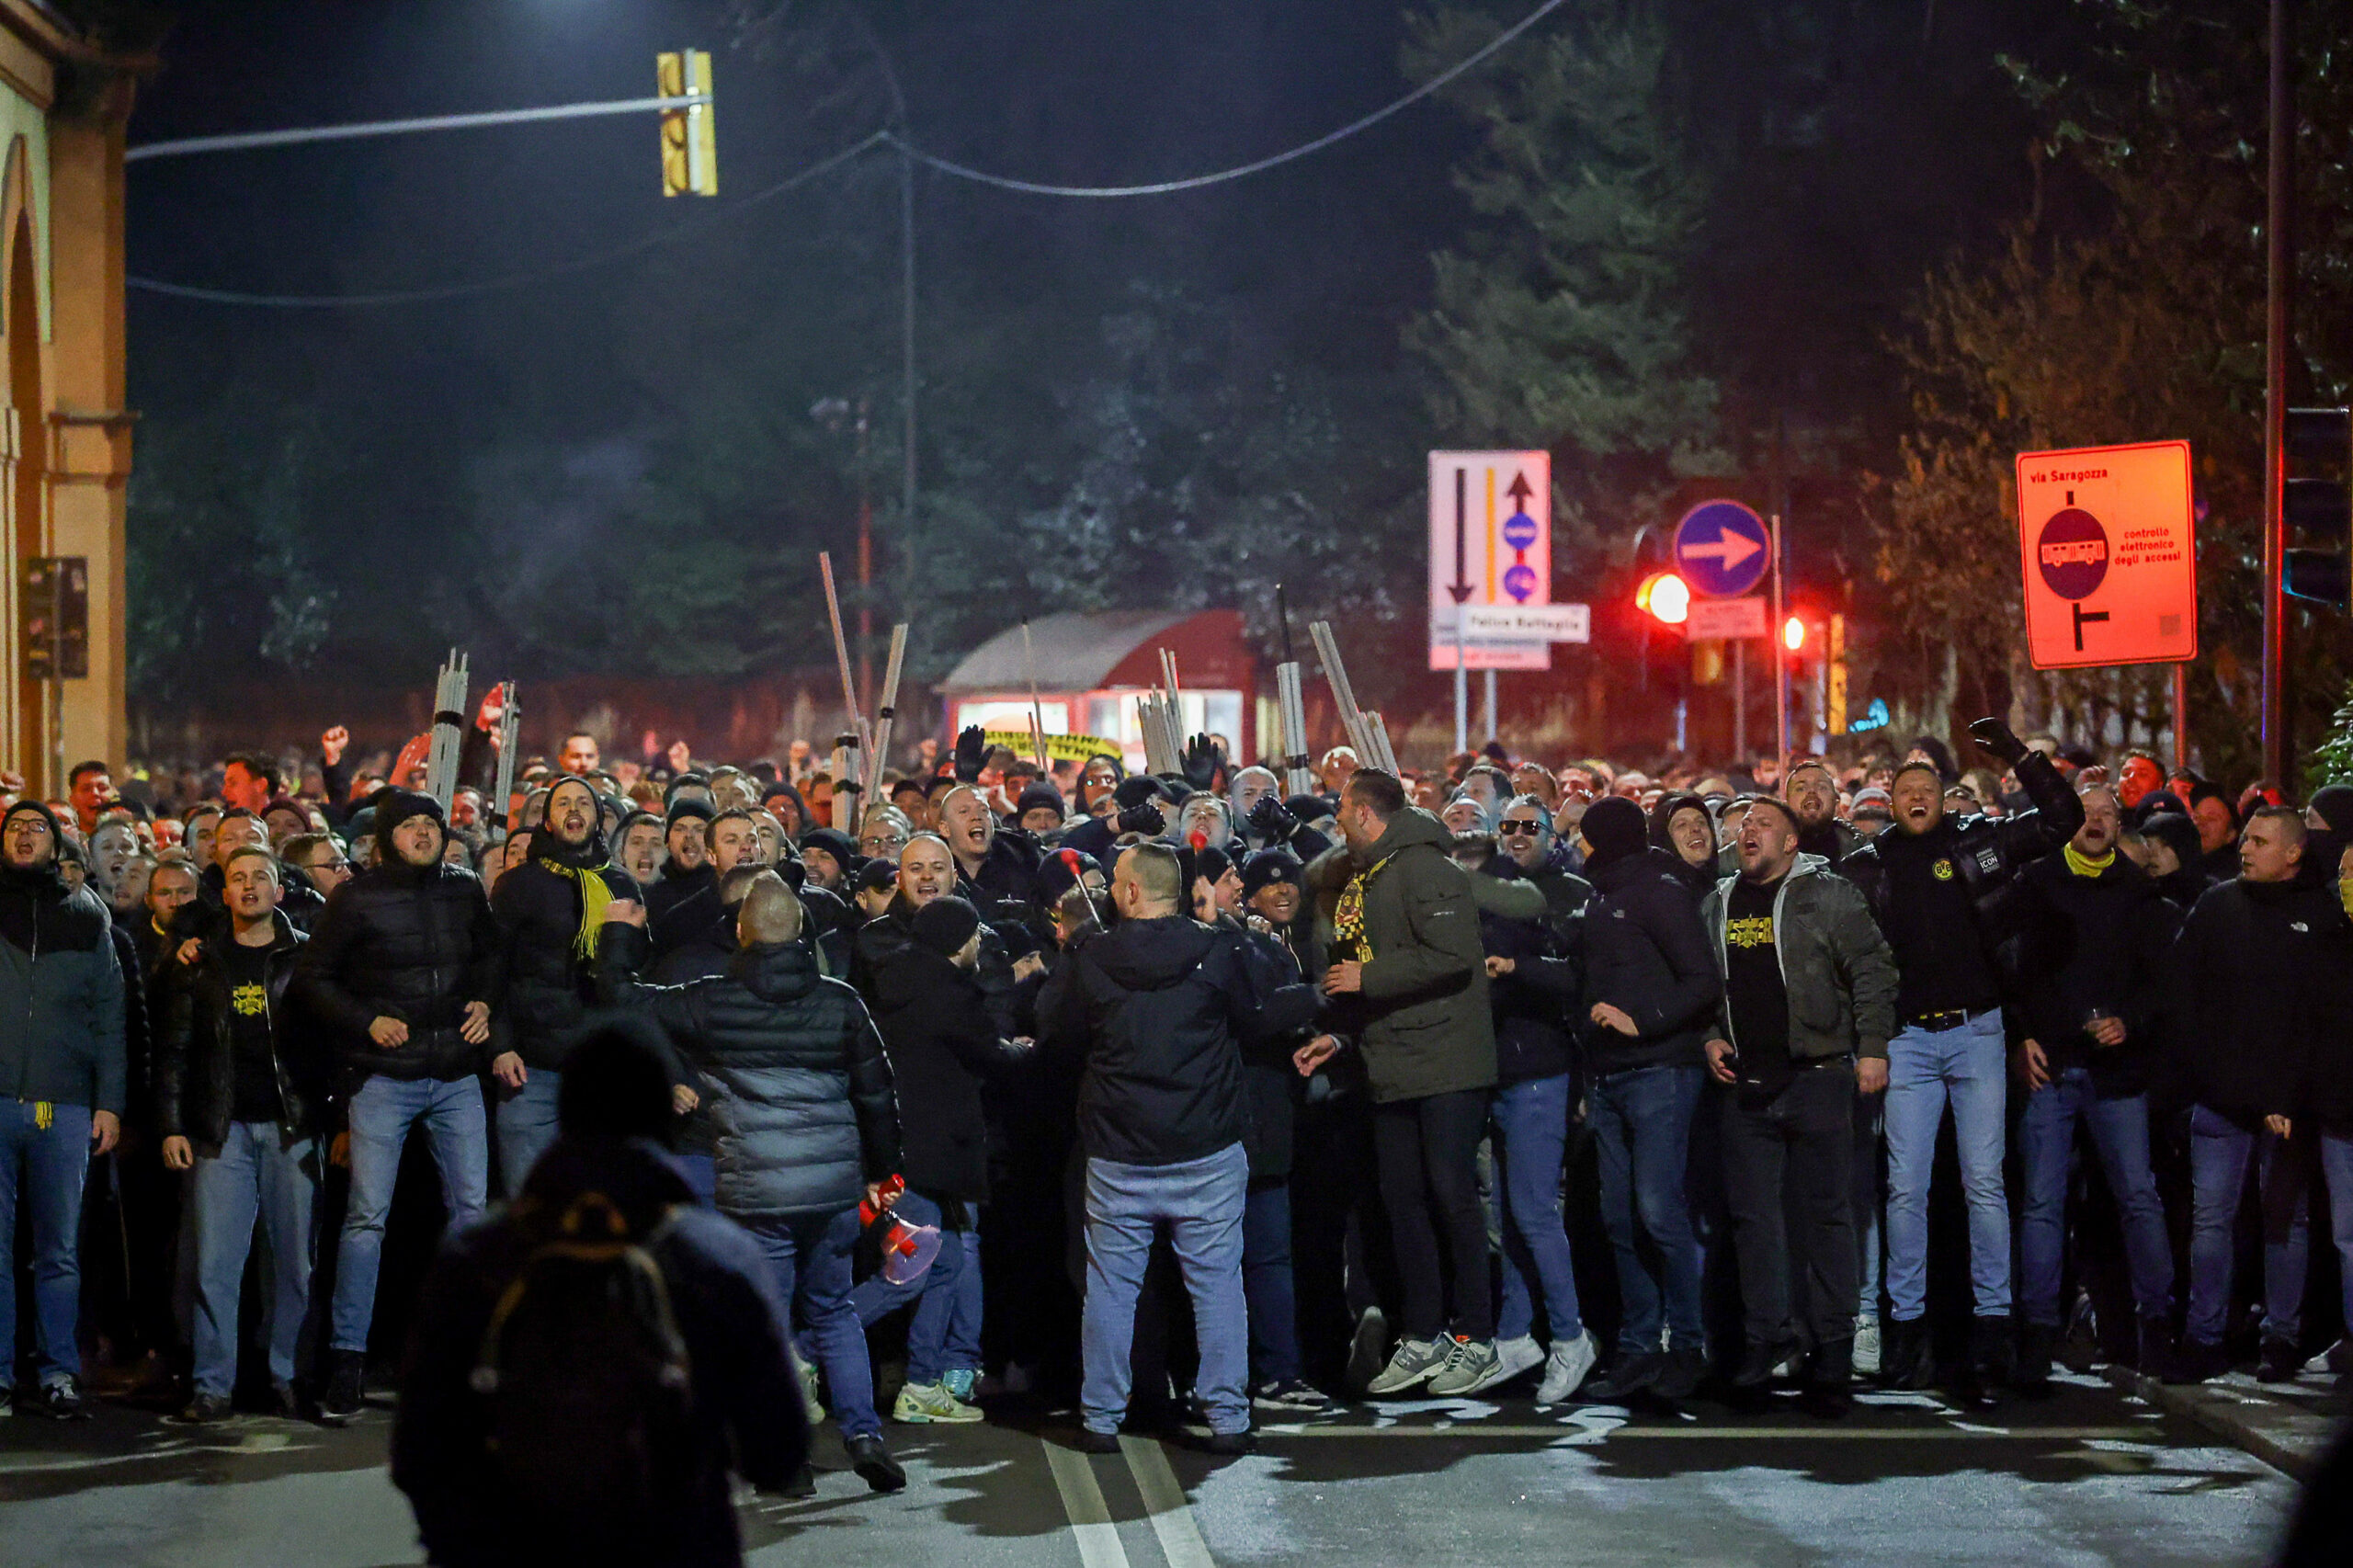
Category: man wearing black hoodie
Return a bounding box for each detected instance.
[1839,718,2083,1395]
[644,798,716,963]
[2009,784,2181,1388]
[2167,805,2353,1382]
[1570,795,1723,1403]
[490,777,646,1193]
[1040,842,1321,1454]
[0,799,126,1418]
[294,789,503,1425]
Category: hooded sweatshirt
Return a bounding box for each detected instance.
[0,801,127,1114]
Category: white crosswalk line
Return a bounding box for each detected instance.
[1041,1438,1135,1568]
[1120,1436,1217,1568]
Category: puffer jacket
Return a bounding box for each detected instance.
[1576,846,1722,1075]
[290,858,502,1084]
[491,852,642,1071]
[1699,853,1898,1062]
[154,908,325,1144]
[0,863,127,1114]
[610,939,899,1220]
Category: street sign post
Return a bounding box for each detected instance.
[1673,501,1770,597]
[1428,450,1552,672]
[2013,440,2198,670]
[1684,596,1766,641]
[1461,604,1589,642]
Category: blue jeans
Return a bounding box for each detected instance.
[1081,1142,1250,1437]
[1588,1064,1704,1355]
[495,1069,562,1198]
[331,1075,490,1354]
[748,1206,881,1440]
[2017,1072,2173,1326]
[2325,1133,2353,1344]
[676,1153,717,1206]
[847,1190,982,1385]
[0,1099,91,1386]
[190,1122,319,1397]
[1884,1010,2009,1320]
[2188,1105,2308,1346]
[1242,1180,1301,1384]
[1493,1074,1584,1344]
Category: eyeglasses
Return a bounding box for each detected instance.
[311,858,352,873]
[1496,820,1543,836]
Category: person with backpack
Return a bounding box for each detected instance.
[602,871,908,1494]
[393,1025,809,1568]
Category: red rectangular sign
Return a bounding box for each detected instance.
[2014,440,2197,670]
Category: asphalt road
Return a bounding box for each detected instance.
[0,1371,2299,1566]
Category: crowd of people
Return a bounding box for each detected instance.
[2,710,2349,1549]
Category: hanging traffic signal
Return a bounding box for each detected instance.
[1636,571,1689,625]
[658,50,718,197]
[2283,405,2351,611]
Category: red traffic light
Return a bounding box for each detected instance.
[1636,572,1689,625]
[1782,615,1807,652]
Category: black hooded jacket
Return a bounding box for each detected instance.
[291,806,502,1085]
[392,1135,807,1568]
[0,809,128,1116]
[1575,846,1722,1076]
[2165,873,2352,1127]
[1478,859,1587,1084]
[2011,849,2181,1096]
[647,861,720,963]
[865,941,1029,1201]
[491,800,642,1072]
[1038,914,1318,1167]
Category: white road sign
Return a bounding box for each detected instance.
[1429,450,1552,671]
[1462,604,1590,642]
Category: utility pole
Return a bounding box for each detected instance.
[2261,0,2293,782]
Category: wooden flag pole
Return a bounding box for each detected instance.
[818,552,873,763]
[1019,619,1051,777]
[870,623,908,780]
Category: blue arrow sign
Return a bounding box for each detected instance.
[1672,500,1770,597]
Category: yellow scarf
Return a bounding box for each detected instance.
[1333,852,1397,960]
[2339,876,2353,918]
[2063,844,2115,879]
[539,858,614,962]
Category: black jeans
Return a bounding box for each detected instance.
[1373,1088,1494,1342]
[1719,1062,1857,1350]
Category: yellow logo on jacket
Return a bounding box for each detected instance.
[231,983,267,1017]
[1932,858,1956,881]
[1725,915,1776,950]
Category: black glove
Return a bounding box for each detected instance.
[1117,801,1166,837]
[1181,734,1225,794]
[1966,717,2029,767]
[954,725,987,783]
[1247,793,1298,842]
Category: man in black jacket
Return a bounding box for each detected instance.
[1839,718,2083,1394]
[489,777,644,1193]
[392,1026,808,1568]
[603,872,908,1494]
[2010,784,2180,1389]
[849,895,1030,1423]
[643,798,716,963]
[156,846,325,1421]
[1039,842,1321,1454]
[2168,806,2352,1382]
[1570,796,1722,1404]
[294,790,505,1424]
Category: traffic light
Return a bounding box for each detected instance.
[1781,614,1807,653]
[1636,571,1689,626]
[2283,405,2350,610]
[658,50,718,197]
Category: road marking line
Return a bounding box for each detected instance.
[1040,1438,1134,1568]
[1243,1425,2166,1441]
[1120,1436,1217,1568]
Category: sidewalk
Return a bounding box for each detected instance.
[2104,1356,2347,1478]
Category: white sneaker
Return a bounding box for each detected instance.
[1427,1337,1502,1397]
[1367,1335,1449,1395]
[1852,1314,1881,1378]
[797,1358,825,1424]
[1538,1330,1598,1404]
[1463,1335,1545,1395]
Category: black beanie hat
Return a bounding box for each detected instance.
[1113,774,1168,811]
[853,858,900,896]
[1283,793,1329,823]
[375,789,446,843]
[1016,780,1067,822]
[911,894,982,958]
[665,797,716,830]
[1579,795,1649,873]
[1240,848,1303,898]
[798,827,857,870]
[1197,846,1233,887]
[2143,810,2202,869]
[2309,783,2353,836]
[1038,846,1105,904]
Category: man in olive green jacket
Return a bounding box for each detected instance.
[1300,770,1500,1398]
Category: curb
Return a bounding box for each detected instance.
[2100,1365,2332,1479]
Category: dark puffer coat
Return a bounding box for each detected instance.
[610,939,899,1219]
[1576,846,1722,1076]
[490,846,641,1072]
[290,858,502,1084]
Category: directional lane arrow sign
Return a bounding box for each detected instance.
[1672,500,1771,597]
